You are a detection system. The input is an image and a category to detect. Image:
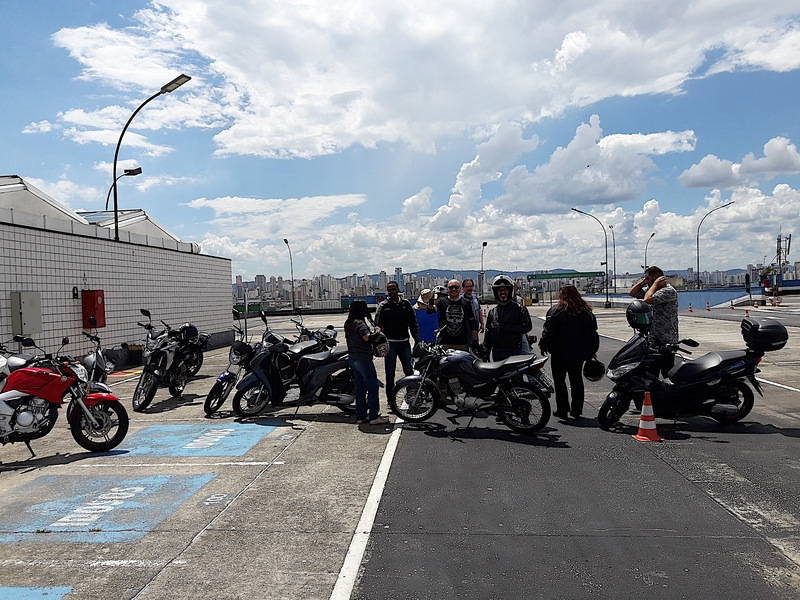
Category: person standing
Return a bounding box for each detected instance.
[628,265,679,380]
[538,285,599,420]
[374,281,420,392]
[344,299,389,426]
[461,278,485,333]
[483,275,532,361]
[427,279,479,350]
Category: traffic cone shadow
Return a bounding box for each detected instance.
[632,392,663,442]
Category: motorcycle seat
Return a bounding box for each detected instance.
[296,346,347,376]
[6,354,36,372]
[668,349,749,383]
[473,354,532,376]
[288,340,319,355]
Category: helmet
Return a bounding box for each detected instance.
[491,275,514,302]
[432,285,447,298]
[583,357,605,381]
[625,300,653,331]
[180,323,199,344]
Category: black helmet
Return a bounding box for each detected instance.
[626,300,653,331]
[180,323,199,344]
[583,357,605,381]
[491,274,514,301]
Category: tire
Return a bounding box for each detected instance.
[185,351,204,377]
[712,382,755,424]
[204,378,235,416]
[388,378,440,422]
[498,383,550,433]
[233,385,271,417]
[323,371,357,415]
[132,371,158,412]
[598,393,631,430]
[70,402,129,452]
[168,375,187,398]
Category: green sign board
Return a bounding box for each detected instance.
[527,272,605,281]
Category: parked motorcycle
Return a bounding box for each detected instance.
[204,311,260,416]
[81,316,127,384]
[597,300,789,429]
[131,309,209,412]
[388,341,552,434]
[0,335,129,456]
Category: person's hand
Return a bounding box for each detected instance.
[654,276,667,289]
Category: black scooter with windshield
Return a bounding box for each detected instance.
[598,300,788,429]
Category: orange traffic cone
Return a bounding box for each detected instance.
[745,309,750,318]
[705,302,711,311]
[730,301,735,310]
[688,303,693,312]
[632,392,663,442]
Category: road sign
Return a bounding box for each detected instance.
[527,272,605,280]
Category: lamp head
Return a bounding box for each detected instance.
[161,74,191,93]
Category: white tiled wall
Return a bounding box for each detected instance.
[1,221,233,356]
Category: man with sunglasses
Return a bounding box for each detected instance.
[427,279,479,350]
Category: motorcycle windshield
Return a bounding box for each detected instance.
[609,334,651,369]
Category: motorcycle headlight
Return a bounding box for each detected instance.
[71,363,88,383]
[229,347,245,364]
[607,363,637,380]
[104,361,115,374]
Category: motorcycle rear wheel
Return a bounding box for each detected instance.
[132,371,158,412]
[388,379,440,422]
[168,376,187,398]
[204,378,235,416]
[233,386,271,417]
[70,402,129,452]
[598,393,632,430]
[185,351,204,377]
[712,382,754,424]
[498,383,550,433]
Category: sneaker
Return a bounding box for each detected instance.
[553,411,569,419]
[356,418,369,424]
[369,415,390,425]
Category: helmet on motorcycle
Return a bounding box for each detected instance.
[491,275,515,302]
[180,323,199,344]
[583,357,605,381]
[625,300,653,331]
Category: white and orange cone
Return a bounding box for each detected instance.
[705,302,711,311]
[632,392,663,442]
[688,303,693,312]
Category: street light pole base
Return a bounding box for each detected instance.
[604,301,612,308]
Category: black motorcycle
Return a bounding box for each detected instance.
[597,301,788,429]
[388,341,552,434]
[131,309,210,412]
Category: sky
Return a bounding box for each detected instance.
[3,1,800,282]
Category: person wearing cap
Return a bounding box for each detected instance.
[426,279,478,351]
[414,289,433,309]
[374,280,420,392]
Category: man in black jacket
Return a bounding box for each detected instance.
[484,275,532,361]
[374,281,421,391]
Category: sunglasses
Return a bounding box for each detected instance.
[448,285,460,290]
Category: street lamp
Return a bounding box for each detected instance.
[111,73,191,241]
[608,225,617,293]
[283,238,295,311]
[479,241,487,299]
[105,167,142,210]
[571,208,610,308]
[643,232,655,270]
[696,201,734,289]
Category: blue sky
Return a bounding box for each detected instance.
[3,1,800,281]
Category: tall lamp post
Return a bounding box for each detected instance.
[105,167,142,210]
[643,232,655,270]
[696,201,734,289]
[571,208,610,308]
[608,224,617,293]
[283,238,296,311]
[479,241,487,299]
[111,73,191,241]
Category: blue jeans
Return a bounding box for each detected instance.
[349,357,380,420]
[384,340,413,391]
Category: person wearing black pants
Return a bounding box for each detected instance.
[538,285,599,420]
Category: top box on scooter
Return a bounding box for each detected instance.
[741,317,788,352]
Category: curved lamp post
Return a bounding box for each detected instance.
[283,238,296,311]
[111,73,191,241]
[643,232,655,270]
[696,201,734,289]
[479,241,487,299]
[105,167,142,210]
[608,224,617,293]
[571,208,610,308]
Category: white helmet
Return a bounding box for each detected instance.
[491,275,514,301]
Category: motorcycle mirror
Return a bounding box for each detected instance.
[232,309,241,320]
[13,335,25,343]
[681,339,700,347]
[21,337,36,348]
[295,308,303,315]
[326,325,335,330]
[88,316,97,328]
[62,337,70,346]
[140,308,151,318]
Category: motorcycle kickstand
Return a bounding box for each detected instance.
[24,440,36,458]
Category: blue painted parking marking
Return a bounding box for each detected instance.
[0,587,71,599]
[120,421,279,457]
[0,474,215,544]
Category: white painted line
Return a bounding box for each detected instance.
[756,378,800,393]
[69,461,275,468]
[330,421,403,600]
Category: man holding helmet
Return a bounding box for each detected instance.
[483,275,532,362]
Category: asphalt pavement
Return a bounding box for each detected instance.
[1,303,799,599]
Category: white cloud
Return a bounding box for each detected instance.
[22,120,54,134]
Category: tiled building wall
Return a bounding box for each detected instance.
[1,221,233,357]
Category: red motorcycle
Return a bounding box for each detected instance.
[0,336,129,456]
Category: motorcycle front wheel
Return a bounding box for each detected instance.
[168,376,187,398]
[388,378,440,422]
[70,402,129,452]
[132,371,158,412]
[185,351,204,377]
[597,392,632,430]
[233,386,271,417]
[498,383,550,433]
[204,377,236,416]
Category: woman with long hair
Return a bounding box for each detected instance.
[538,285,599,420]
[344,299,389,426]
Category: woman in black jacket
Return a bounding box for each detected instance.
[538,285,599,420]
